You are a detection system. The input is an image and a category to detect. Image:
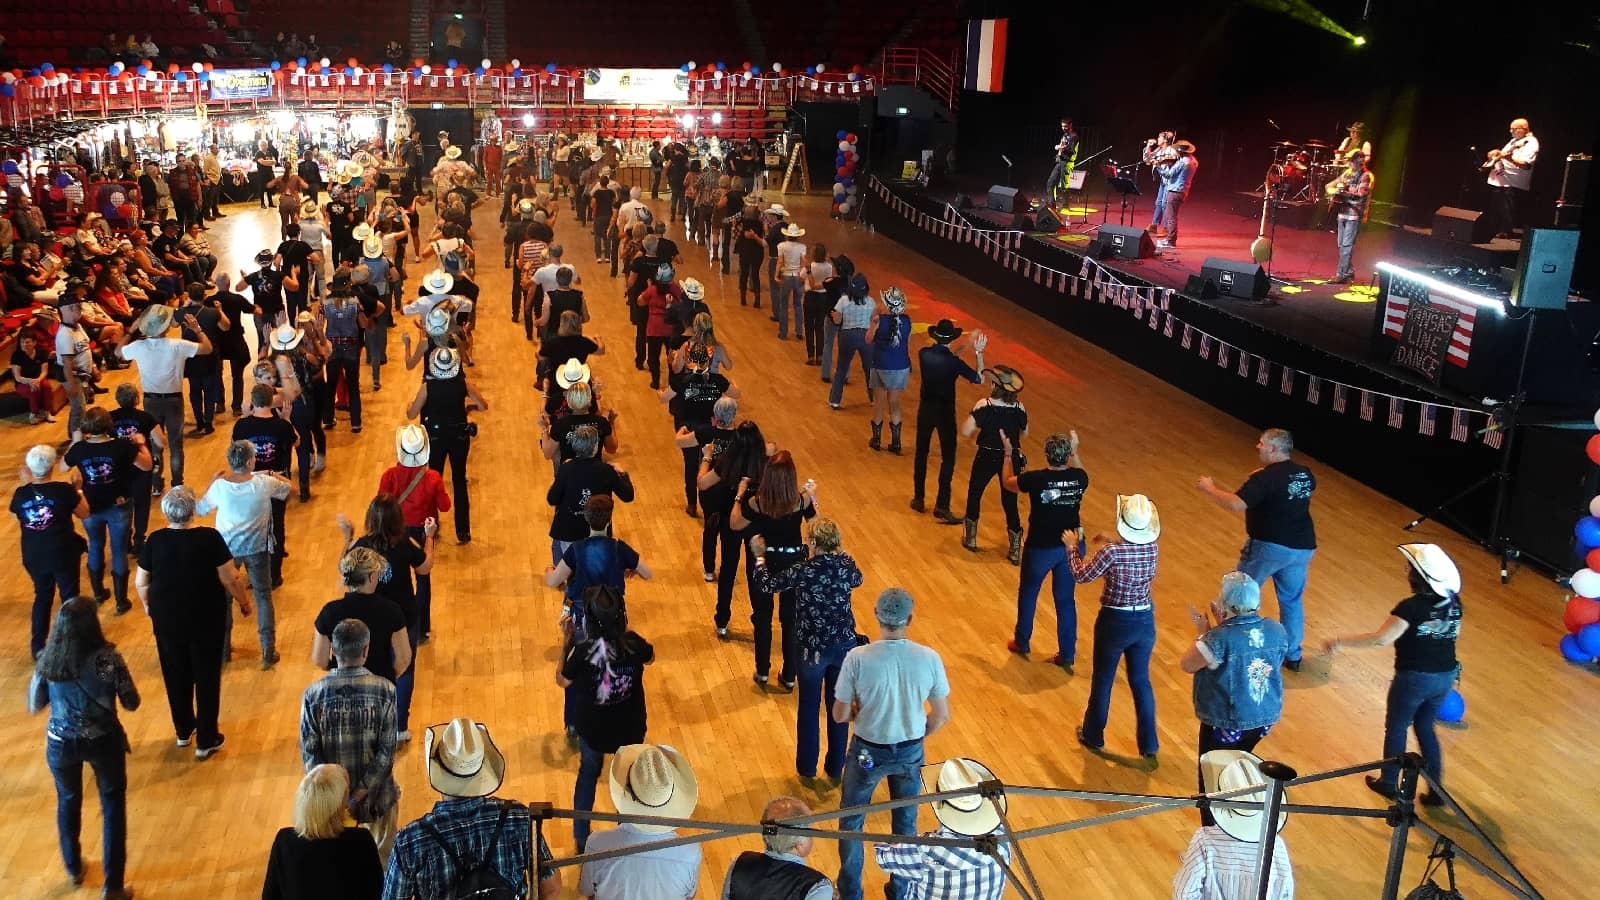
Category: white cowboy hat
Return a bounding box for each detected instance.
[424,305,453,338]
[1200,749,1288,843]
[135,303,174,336]
[924,757,1006,836]
[1398,544,1461,597]
[396,424,430,467]
[781,223,805,238]
[300,198,319,217]
[422,270,455,295]
[352,223,374,242]
[425,718,506,798]
[362,235,384,259]
[269,324,304,351]
[766,203,788,216]
[296,310,316,326]
[444,145,463,160]
[1115,494,1160,544]
[428,347,462,380]
[517,198,535,217]
[608,744,698,832]
[554,357,592,390]
[681,277,705,302]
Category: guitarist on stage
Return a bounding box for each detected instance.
[1046,117,1080,211]
[1484,118,1539,240]
[1327,150,1374,284]
[1154,140,1197,250]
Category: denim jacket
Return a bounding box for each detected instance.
[1192,613,1287,731]
[29,647,140,742]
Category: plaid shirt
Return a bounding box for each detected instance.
[1069,539,1160,610]
[874,826,1011,900]
[300,666,399,821]
[383,797,557,900]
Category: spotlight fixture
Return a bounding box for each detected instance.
[1352,35,1367,46]
[711,112,722,125]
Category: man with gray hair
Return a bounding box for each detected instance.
[677,395,738,578]
[832,588,952,900]
[720,796,832,899]
[1195,429,1317,671]
[195,440,293,669]
[547,423,634,564]
[299,617,401,860]
[11,444,88,657]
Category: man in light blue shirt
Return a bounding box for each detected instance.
[1156,141,1198,249]
[832,588,952,900]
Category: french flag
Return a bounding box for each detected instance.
[964,19,1008,93]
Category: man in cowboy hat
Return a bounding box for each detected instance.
[1174,750,1294,899]
[1153,139,1197,249]
[833,588,952,900]
[54,285,99,441]
[763,204,789,289]
[383,717,562,899]
[874,757,1012,900]
[117,302,211,490]
[405,346,487,544]
[577,744,701,899]
[1195,428,1316,671]
[720,796,833,899]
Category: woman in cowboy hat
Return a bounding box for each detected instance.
[869,287,914,454]
[774,222,809,341]
[1067,493,1162,764]
[405,347,487,544]
[662,339,737,517]
[267,321,327,501]
[376,424,451,643]
[960,365,1028,559]
[1325,543,1462,806]
[296,199,329,298]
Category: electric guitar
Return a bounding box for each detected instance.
[1482,137,1530,172]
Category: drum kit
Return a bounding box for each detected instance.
[1262,140,1340,202]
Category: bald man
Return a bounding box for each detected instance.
[1484,118,1539,239]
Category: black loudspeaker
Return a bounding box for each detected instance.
[987,185,1021,213]
[1097,223,1155,259]
[1199,257,1269,301]
[1503,425,1600,570]
[1433,206,1491,244]
[1184,274,1219,299]
[1034,207,1063,232]
[1511,228,1580,309]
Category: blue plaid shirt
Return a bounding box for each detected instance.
[874,826,1011,900]
[299,666,398,822]
[383,797,556,900]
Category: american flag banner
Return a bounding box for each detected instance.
[1419,404,1438,436]
[1080,257,1093,278]
[1163,314,1176,338]
[1450,408,1470,441]
[1388,396,1405,428]
[1070,276,1081,297]
[991,241,1003,262]
[1333,383,1348,413]
[1148,307,1161,330]
[1217,343,1230,368]
[1113,286,1129,309]
[1484,425,1505,449]
[1307,376,1322,404]
[1033,266,1042,285]
[1237,351,1250,377]
[1359,390,1375,421]
[1161,288,1175,310]
[1182,324,1194,349]
[1200,336,1213,360]
[1257,357,1272,386]
[1381,271,1480,368]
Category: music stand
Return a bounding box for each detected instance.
[1100,163,1141,227]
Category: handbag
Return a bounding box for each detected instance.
[1403,837,1464,899]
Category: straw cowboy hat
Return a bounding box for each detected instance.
[517,198,536,218]
[352,223,374,242]
[135,303,174,337]
[681,277,705,302]
[425,718,506,798]
[362,235,384,259]
[781,223,805,238]
[1200,749,1287,843]
[428,347,462,380]
[882,287,906,312]
[1175,140,1197,155]
[299,198,319,217]
[334,168,353,185]
[608,744,698,833]
[444,145,463,160]
[555,357,592,390]
[1115,494,1161,545]
[396,424,430,467]
[422,270,455,296]
[269,324,304,352]
[423,305,453,338]
[928,319,964,342]
[296,310,316,326]
[983,365,1024,394]
[1398,544,1461,597]
[923,757,1007,836]
[254,248,275,266]
[766,203,788,217]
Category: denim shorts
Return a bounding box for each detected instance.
[870,367,910,391]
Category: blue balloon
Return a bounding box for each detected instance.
[476,67,487,76]
[73,67,85,73]
[175,72,188,82]
[546,63,557,73]
[1580,622,1600,657]
[806,66,817,75]
[41,62,55,71]
[1560,633,1593,662]
[1577,517,1600,547]
[1,160,16,174]
[412,68,422,77]
[840,177,853,187]
[716,62,726,71]
[0,84,13,98]
[297,57,308,67]
[136,65,149,76]
[270,60,281,70]
[836,130,848,140]
[447,58,459,69]
[109,62,124,73]
[199,71,210,82]
[345,66,356,76]
[681,64,689,72]
[382,63,393,74]
[55,173,71,187]
[751,66,761,75]
[1437,689,1465,723]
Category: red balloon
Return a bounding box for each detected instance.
[204,62,214,72]
[1565,596,1600,634]
[1588,547,1600,571]
[348,57,359,68]
[49,187,64,200]
[846,133,858,143]
[1588,435,1600,465]
[166,63,179,74]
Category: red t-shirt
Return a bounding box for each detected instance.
[377,463,451,527]
[642,283,684,338]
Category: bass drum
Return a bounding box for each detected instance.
[1265,163,1306,196]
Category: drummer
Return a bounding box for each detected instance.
[1336,122,1372,164]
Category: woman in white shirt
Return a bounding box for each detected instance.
[826,273,877,410]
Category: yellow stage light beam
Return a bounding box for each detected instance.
[1248,0,1359,41]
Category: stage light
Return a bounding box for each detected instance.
[711,112,722,125]
[1248,0,1359,41]
[271,110,296,130]
[522,112,535,127]
[1375,262,1504,314]
[1352,35,1367,46]
[684,114,696,128]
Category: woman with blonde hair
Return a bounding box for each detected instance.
[671,311,731,374]
[261,764,383,899]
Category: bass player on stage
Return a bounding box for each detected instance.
[1144,131,1176,237]
[1327,150,1374,284]
[1046,117,1080,211]
[1154,140,1197,250]
[1484,118,1539,240]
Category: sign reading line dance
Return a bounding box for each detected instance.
[1390,302,1461,384]
[208,68,275,100]
[1381,271,1479,369]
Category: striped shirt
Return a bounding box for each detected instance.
[299,666,399,821]
[518,238,549,269]
[1069,539,1159,610]
[1172,826,1294,900]
[874,827,1010,900]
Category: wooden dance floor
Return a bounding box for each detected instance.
[0,193,1588,897]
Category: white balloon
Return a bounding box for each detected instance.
[481,58,492,69]
[838,140,851,152]
[511,59,522,69]
[839,199,852,213]
[1593,408,1600,430]
[846,184,858,195]
[772,62,783,73]
[1574,568,1600,598]
[1590,495,1600,518]
[816,64,826,74]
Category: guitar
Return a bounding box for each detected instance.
[1482,137,1529,171]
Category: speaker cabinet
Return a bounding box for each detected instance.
[1433,206,1491,244]
[1504,425,1600,571]
[1199,257,1269,301]
[1097,223,1155,259]
[1511,228,1579,309]
[987,185,1021,213]
[1034,207,1063,232]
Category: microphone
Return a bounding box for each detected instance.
[1268,119,1279,130]
[1000,155,1012,166]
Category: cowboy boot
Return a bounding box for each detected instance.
[112,574,131,615]
[89,569,110,604]
[1007,530,1024,566]
[888,423,903,455]
[869,421,882,451]
[962,519,979,552]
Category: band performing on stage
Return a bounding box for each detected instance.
[1483,118,1539,239]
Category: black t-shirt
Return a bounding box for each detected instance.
[626,254,661,303]
[1237,460,1317,549]
[313,591,408,682]
[918,345,980,402]
[723,188,745,215]
[740,498,817,567]
[547,457,634,541]
[10,346,46,379]
[668,370,730,428]
[213,291,255,355]
[325,199,356,243]
[63,438,139,512]
[550,413,612,459]
[110,407,157,448]
[541,290,585,338]
[1390,593,1461,673]
[246,268,286,321]
[970,400,1028,451]
[561,632,653,753]
[592,187,617,224]
[277,239,313,288]
[232,414,298,475]
[354,534,426,631]
[692,424,736,462]
[10,481,82,565]
[1017,467,1088,548]
[656,237,680,261]
[152,232,180,264]
[139,526,234,639]
[539,334,599,367]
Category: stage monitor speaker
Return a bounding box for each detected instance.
[1034,207,1063,232]
[987,185,1021,213]
[1097,223,1155,259]
[1199,257,1269,301]
[1433,206,1491,244]
[1511,227,1580,309]
[1184,274,1219,299]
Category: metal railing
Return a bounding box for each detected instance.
[878,46,959,112]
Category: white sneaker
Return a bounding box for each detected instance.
[397,730,412,743]
[312,453,326,474]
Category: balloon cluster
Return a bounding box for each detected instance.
[1560,419,1600,663]
[831,130,860,217]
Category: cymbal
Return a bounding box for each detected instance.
[1302,141,1329,149]
[1271,141,1300,148]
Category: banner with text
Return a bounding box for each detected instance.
[208,68,275,100]
[581,68,690,104]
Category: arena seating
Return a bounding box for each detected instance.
[5,0,235,65]
[503,7,744,69]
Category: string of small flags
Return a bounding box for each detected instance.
[870,177,1505,447]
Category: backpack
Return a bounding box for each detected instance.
[438,241,465,275]
[1403,837,1465,900]
[417,800,520,900]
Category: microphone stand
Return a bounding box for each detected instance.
[1063,144,1113,230]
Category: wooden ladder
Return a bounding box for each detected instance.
[780,141,810,195]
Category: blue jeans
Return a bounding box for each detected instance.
[1150,185,1168,228]
[1162,194,1185,244]
[406,525,432,637]
[1080,607,1158,755]
[1014,540,1082,659]
[83,504,130,580]
[573,738,608,852]
[396,625,419,731]
[774,276,805,339]
[829,328,872,406]
[1336,215,1360,278]
[47,732,127,890]
[1379,669,1455,789]
[235,551,276,656]
[837,736,924,900]
[1237,539,1315,661]
[796,641,853,778]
